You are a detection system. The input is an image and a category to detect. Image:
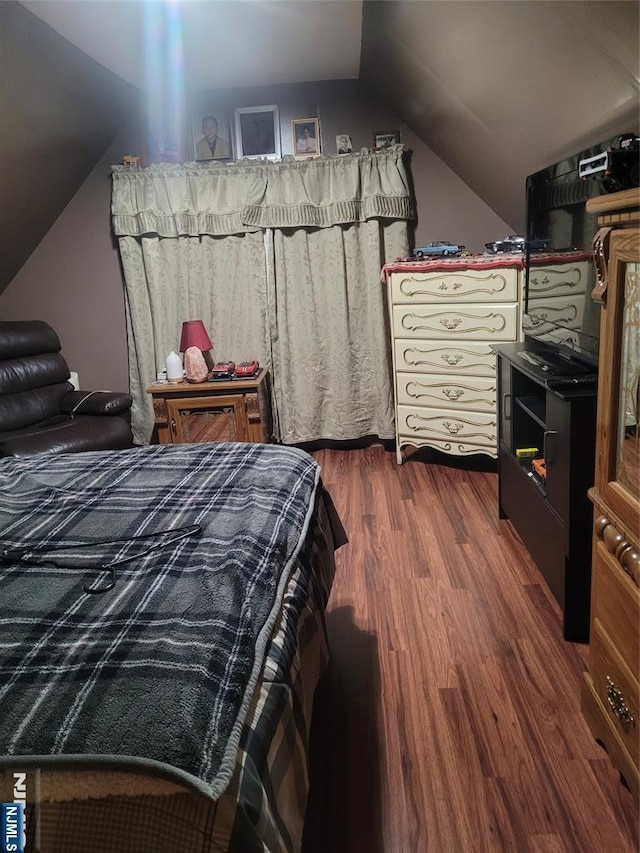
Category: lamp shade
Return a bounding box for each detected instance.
[180,320,212,352]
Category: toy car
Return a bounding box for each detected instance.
[532,458,547,480]
[485,235,549,253]
[413,241,465,259]
[209,360,236,380]
[236,360,260,377]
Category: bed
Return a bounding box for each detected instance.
[0,441,346,852]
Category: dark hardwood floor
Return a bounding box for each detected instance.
[302,444,639,853]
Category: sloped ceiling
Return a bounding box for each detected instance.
[361,1,640,231]
[2,0,639,295]
[21,0,364,91]
[0,2,141,292]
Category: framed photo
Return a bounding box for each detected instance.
[373,130,401,152]
[336,134,353,155]
[292,118,320,158]
[192,111,232,161]
[234,105,281,160]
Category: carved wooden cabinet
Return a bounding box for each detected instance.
[146,368,273,445]
[385,257,523,462]
[580,189,639,797]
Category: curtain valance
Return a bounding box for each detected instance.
[111,146,414,238]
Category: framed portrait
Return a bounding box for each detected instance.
[336,134,353,155]
[234,105,281,160]
[373,130,401,152]
[292,118,320,159]
[192,111,232,161]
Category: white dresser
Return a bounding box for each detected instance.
[384,257,524,462]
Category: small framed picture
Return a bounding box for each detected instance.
[292,118,320,158]
[336,134,353,155]
[373,130,401,152]
[234,105,281,160]
[193,112,232,161]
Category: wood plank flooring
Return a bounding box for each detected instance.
[302,444,639,853]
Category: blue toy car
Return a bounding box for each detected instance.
[413,241,465,259]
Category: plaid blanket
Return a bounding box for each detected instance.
[0,442,321,800]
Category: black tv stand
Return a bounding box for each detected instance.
[494,342,597,642]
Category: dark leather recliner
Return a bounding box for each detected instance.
[0,320,133,457]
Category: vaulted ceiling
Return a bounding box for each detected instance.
[2,0,638,294]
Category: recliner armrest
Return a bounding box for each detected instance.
[60,390,132,417]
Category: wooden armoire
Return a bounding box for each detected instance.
[581,188,640,797]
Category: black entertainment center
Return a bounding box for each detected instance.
[495,340,597,642]
[495,130,638,642]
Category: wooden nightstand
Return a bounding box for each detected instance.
[146,368,273,445]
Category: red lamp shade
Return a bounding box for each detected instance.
[180,320,212,352]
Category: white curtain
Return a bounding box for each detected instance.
[118,231,271,444]
[270,221,404,443]
[112,148,413,445]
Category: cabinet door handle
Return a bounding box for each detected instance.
[502,393,512,421]
[606,677,635,729]
[543,430,556,464]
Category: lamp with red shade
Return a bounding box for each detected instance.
[180,320,213,370]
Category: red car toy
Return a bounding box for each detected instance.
[209,361,236,380]
[236,360,260,377]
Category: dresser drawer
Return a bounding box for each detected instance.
[396,372,497,412]
[392,303,519,341]
[527,261,590,297]
[397,404,497,448]
[590,624,639,769]
[391,267,519,304]
[394,340,496,376]
[592,542,640,677]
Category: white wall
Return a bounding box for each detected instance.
[0,128,136,392]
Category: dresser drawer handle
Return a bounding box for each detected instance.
[442,353,464,366]
[440,317,463,330]
[606,677,635,729]
[442,388,465,401]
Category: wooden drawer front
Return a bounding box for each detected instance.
[394,340,496,376]
[527,261,590,297]
[398,433,497,458]
[396,372,496,412]
[393,303,518,341]
[391,268,518,304]
[397,404,497,448]
[524,294,586,331]
[592,543,640,676]
[590,625,639,766]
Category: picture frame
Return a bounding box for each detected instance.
[373,130,401,152]
[335,134,353,155]
[292,118,320,158]
[192,111,232,161]
[234,105,281,160]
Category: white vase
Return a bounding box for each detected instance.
[165,350,183,383]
